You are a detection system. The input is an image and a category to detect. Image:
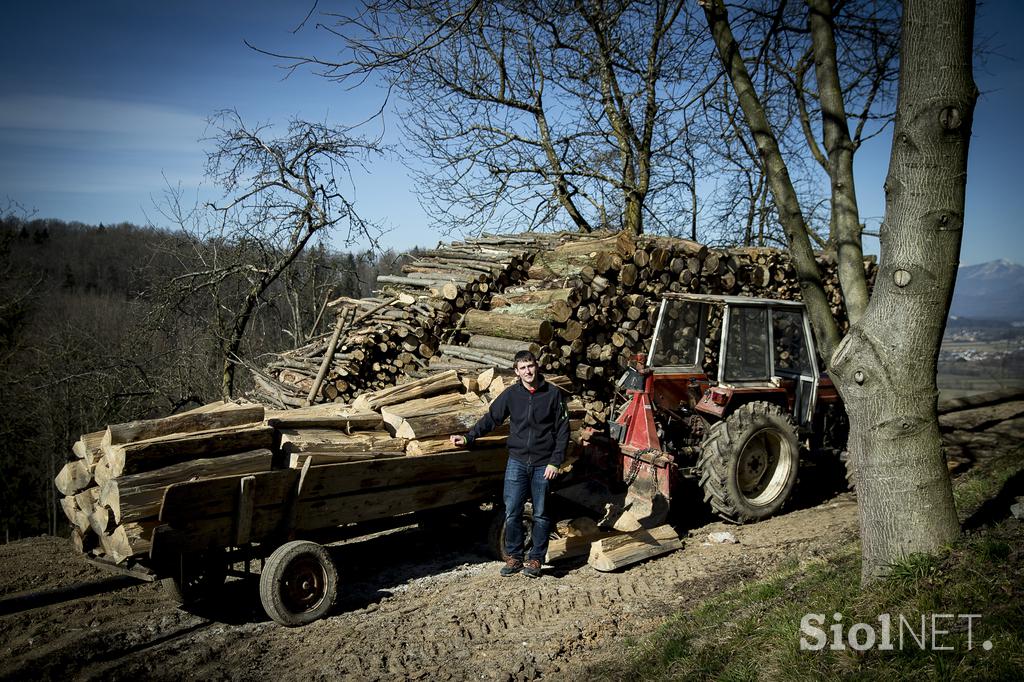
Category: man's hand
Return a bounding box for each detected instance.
[543,464,559,480]
[450,434,467,446]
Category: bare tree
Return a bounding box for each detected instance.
[257,0,719,237]
[156,111,383,398]
[702,0,976,581]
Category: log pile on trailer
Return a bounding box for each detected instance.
[54,371,588,567]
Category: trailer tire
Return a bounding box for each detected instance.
[487,502,533,561]
[698,401,799,523]
[259,541,338,627]
[161,549,227,605]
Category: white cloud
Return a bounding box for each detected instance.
[0,94,207,153]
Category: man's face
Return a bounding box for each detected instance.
[514,360,538,387]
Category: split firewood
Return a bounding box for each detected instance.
[72,430,105,466]
[55,460,93,496]
[587,524,683,571]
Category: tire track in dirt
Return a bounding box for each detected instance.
[0,490,862,681]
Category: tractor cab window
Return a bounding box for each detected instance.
[772,309,811,375]
[723,306,769,382]
[649,299,701,367]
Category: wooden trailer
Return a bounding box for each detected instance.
[93,447,509,626]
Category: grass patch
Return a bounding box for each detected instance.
[597,449,1024,681]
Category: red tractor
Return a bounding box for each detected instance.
[605,293,846,525]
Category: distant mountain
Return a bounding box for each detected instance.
[949,259,1024,321]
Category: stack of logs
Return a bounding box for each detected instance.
[55,401,275,563]
[55,369,587,565]
[254,230,875,427]
[414,231,874,427]
[253,234,544,408]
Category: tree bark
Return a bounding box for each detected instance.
[702,0,840,357]
[806,0,870,322]
[829,0,976,582]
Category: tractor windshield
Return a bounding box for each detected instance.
[649,299,701,367]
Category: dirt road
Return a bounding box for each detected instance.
[2,413,1020,682]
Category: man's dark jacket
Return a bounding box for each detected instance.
[465,376,570,467]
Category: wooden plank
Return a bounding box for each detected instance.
[298,447,508,499]
[151,474,503,558]
[104,424,275,477]
[234,476,255,545]
[294,474,500,531]
[100,449,272,521]
[277,429,407,455]
[103,403,265,446]
[265,407,384,431]
[157,447,509,527]
[287,451,406,467]
[159,469,299,524]
[587,524,683,572]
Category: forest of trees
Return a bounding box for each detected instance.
[0,215,409,540]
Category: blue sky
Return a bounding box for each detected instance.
[1,1,1020,263]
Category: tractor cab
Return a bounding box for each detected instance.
[647,293,822,428]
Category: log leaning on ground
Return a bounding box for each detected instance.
[587,524,683,571]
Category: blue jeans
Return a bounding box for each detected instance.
[502,458,552,562]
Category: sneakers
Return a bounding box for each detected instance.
[522,559,542,579]
[500,557,523,577]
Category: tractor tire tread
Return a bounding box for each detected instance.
[696,401,800,524]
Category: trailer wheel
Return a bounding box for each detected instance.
[259,541,338,627]
[162,549,227,605]
[698,401,800,523]
[487,503,533,561]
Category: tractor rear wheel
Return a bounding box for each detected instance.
[698,401,800,523]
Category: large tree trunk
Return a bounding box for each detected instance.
[830,0,976,582]
[806,0,870,323]
[703,0,976,583]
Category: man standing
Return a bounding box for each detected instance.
[451,350,569,578]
